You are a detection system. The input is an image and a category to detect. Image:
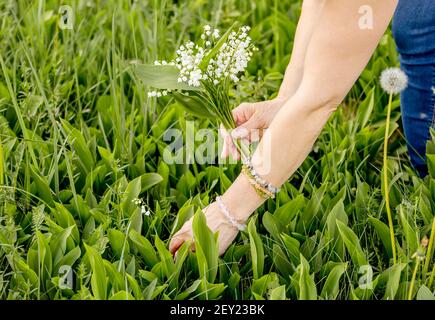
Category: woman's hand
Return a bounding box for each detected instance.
[169,201,244,256]
[221,97,286,159]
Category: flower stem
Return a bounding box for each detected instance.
[429,265,435,289]
[408,258,421,300]
[383,93,397,265]
[423,217,435,279]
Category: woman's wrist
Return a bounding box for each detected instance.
[220,173,266,222]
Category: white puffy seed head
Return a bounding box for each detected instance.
[380,67,408,95]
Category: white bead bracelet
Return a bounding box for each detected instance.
[216,196,246,231]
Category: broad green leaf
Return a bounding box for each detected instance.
[84,244,107,300]
[108,229,129,259]
[61,119,95,174]
[399,205,418,256]
[291,254,317,300]
[173,92,215,119]
[320,262,347,300]
[120,176,141,217]
[380,263,406,300]
[197,279,226,300]
[248,217,264,279]
[272,244,293,275]
[50,226,75,268]
[251,273,280,299]
[297,184,327,233]
[35,231,53,286]
[154,235,176,282]
[368,216,393,258]
[141,173,163,192]
[192,209,219,283]
[336,220,367,266]
[128,229,158,267]
[126,273,142,299]
[355,87,375,130]
[274,194,304,225]
[56,246,81,272]
[30,166,54,207]
[262,212,284,242]
[129,64,198,91]
[417,285,435,300]
[269,285,286,300]
[109,290,135,300]
[281,233,301,266]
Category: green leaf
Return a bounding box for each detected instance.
[154,235,176,284]
[173,92,216,119]
[120,176,142,217]
[192,209,219,283]
[291,254,317,300]
[262,212,284,242]
[355,87,375,130]
[128,229,158,267]
[269,285,286,300]
[398,205,418,256]
[417,285,435,300]
[141,173,163,192]
[35,231,53,285]
[380,263,406,300]
[109,290,135,300]
[368,216,393,258]
[248,216,264,279]
[272,244,293,276]
[336,220,367,266]
[61,119,95,174]
[297,184,327,233]
[50,226,75,268]
[57,246,81,272]
[251,273,280,300]
[129,64,198,91]
[274,194,304,225]
[197,279,226,300]
[108,229,129,259]
[30,166,54,207]
[84,243,107,300]
[320,262,347,300]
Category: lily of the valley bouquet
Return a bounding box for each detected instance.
[130,23,256,159]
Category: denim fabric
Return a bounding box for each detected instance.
[392,0,435,177]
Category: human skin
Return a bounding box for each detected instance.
[169,0,399,256]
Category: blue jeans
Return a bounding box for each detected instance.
[392,0,435,177]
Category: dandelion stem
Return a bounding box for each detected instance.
[383,93,397,264]
[429,264,435,289]
[408,258,421,300]
[424,218,435,280]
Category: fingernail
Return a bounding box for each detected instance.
[231,127,248,139]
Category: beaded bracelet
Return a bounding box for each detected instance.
[242,157,281,198]
[241,165,274,199]
[216,196,246,231]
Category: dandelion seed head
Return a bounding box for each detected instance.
[380,67,408,95]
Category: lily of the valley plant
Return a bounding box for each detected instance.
[130,23,256,159]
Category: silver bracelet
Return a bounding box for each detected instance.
[216,196,246,231]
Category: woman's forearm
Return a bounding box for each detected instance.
[277,0,326,100]
[223,0,398,221]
